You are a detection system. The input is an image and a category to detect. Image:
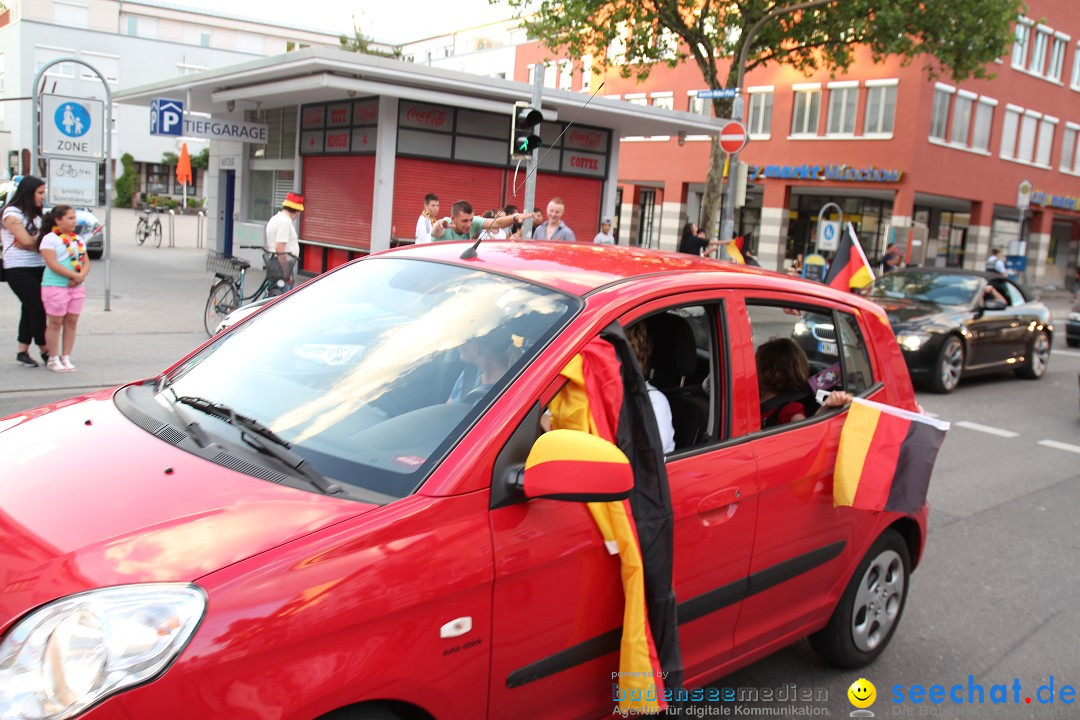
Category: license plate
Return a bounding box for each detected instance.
[818,341,838,355]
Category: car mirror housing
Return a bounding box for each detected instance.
[521,429,633,503]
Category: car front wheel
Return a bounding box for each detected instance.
[929,336,964,393]
[1016,330,1050,379]
[809,529,910,669]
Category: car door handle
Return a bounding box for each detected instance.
[698,488,741,524]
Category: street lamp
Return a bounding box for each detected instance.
[720,0,836,267]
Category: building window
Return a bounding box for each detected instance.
[746,88,773,136]
[543,63,557,88]
[651,92,674,111]
[176,63,207,77]
[1016,111,1039,162]
[790,85,821,136]
[949,92,975,145]
[971,98,996,151]
[826,82,858,135]
[929,85,953,140]
[146,164,170,195]
[1047,34,1068,81]
[688,94,710,116]
[1029,25,1051,75]
[863,81,897,135]
[125,16,157,39]
[625,93,648,107]
[35,46,77,77]
[1012,18,1032,69]
[1000,105,1021,157]
[581,55,592,92]
[236,32,264,54]
[558,60,572,90]
[1061,124,1080,173]
[247,107,298,161]
[1072,44,1080,90]
[1035,116,1057,166]
[54,0,89,27]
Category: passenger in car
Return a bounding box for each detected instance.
[983,282,1008,306]
[627,323,676,453]
[756,338,853,429]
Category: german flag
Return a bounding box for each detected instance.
[834,398,950,513]
[824,224,875,291]
[724,235,746,264]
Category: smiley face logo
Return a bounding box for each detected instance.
[848,678,877,709]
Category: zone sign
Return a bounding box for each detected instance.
[41,94,105,160]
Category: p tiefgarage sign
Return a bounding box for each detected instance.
[150,98,267,144]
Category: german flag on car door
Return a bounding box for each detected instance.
[834,398,950,513]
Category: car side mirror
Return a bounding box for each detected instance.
[983,298,1007,312]
[520,429,633,503]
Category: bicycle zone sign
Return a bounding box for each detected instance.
[47,159,98,206]
[41,94,105,160]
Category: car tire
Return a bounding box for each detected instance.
[809,528,911,669]
[929,335,964,394]
[88,250,103,260]
[1016,330,1051,379]
[318,705,404,720]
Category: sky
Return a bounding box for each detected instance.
[176,0,518,45]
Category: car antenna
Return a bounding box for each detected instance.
[460,81,606,260]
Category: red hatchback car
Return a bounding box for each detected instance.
[0,243,928,720]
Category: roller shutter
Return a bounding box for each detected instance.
[393,157,506,240]
[534,173,602,241]
[301,156,375,251]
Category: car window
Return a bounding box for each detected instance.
[835,311,874,393]
[992,279,1026,306]
[746,303,843,431]
[866,270,979,306]
[160,258,579,499]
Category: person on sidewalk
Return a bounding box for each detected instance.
[414,193,440,244]
[431,200,525,240]
[265,192,303,291]
[984,247,1006,275]
[593,217,615,244]
[532,197,576,242]
[1,175,48,367]
[38,205,89,373]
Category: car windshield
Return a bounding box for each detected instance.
[158,257,578,499]
[866,270,980,306]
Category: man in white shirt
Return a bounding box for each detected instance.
[414,193,440,244]
[265,192,303,290]
[593,217,615,244]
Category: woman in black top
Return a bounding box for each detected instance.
[678,222,719,256]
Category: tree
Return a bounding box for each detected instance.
[115,152,140,208]
[191,148,210,171]
[339,17,402,59]
[495,0,1023,238]
[161,151,179,166]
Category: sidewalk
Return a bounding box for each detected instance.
[1,209,216,395]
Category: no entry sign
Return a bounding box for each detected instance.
[719,121,748,154]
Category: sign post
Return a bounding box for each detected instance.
[32,60,113,310]
[816,202,843,253]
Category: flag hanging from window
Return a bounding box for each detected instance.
[834,397,950,513]
[824,223,875,291]
[724,235,746,264]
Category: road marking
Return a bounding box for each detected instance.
[1038,440,1080,455]
[1054,349,1080,359]
[955,421,1019,438]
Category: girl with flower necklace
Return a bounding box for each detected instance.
[38,204,90,372]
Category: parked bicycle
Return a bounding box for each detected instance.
[203,245,299,336]
[135,206,164,247]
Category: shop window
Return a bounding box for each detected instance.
[246,170,295,223]
[747,88,773,137]
[929,85,952,140]
[1012,18,1032,69]
[949,92,974,145]
[1000,105,1021,157]
[863,82,897,135]
[971,99,995,151]
[826,83,857,135]
[146,164,170,195]
[248,107,298,161]
[1035,117,1057,166]
[790,85,821,136]
[1061,124,1079,173]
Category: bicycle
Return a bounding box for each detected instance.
[135,206,164,247]
[203,245,299,336]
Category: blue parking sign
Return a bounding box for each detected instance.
[151,98,184,136]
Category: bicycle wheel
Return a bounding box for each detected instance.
[204,281,240,336]
[135,218,147,245]
[153,220,163,248]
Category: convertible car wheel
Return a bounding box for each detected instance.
[929,336,964,394]
[809,529,910,669]
[1016,331,1050,380]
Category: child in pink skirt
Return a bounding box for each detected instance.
[38,204,90,372]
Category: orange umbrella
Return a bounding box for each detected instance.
[176,142,192,186]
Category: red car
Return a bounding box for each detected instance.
[0,243,928,720]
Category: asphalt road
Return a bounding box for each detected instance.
[2,221,1078,719]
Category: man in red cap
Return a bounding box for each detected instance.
[265,192,303,290]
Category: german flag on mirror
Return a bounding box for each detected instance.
[834,398,950,513]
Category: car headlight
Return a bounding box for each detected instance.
[896,333,932,351]
[792,320,809,336]
[1069,312,1080,322]
[0,584,205,720]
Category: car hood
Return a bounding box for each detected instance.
[0,391,375,632]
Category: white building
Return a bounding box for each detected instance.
[0,0,341,201]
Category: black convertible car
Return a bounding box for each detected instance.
[863,268,1053,393]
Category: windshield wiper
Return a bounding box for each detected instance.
[176,396,342,495]
[159,388,211,448]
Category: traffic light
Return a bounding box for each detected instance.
[511,101,543,160]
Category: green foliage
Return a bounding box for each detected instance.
[115,152,140,208]
[186,197,205,209]
[191,148,210,171]
[339,16,402,58]
[161,151,179,166]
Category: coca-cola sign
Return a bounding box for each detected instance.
[301,106,325,129]
[353,100,379,124]
[402,103,449,130]
[566,128,607,151]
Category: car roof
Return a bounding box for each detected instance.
[382,240,794,297]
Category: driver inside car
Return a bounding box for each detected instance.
[448,327,518,404]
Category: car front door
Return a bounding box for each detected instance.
[966,282,1015,367]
